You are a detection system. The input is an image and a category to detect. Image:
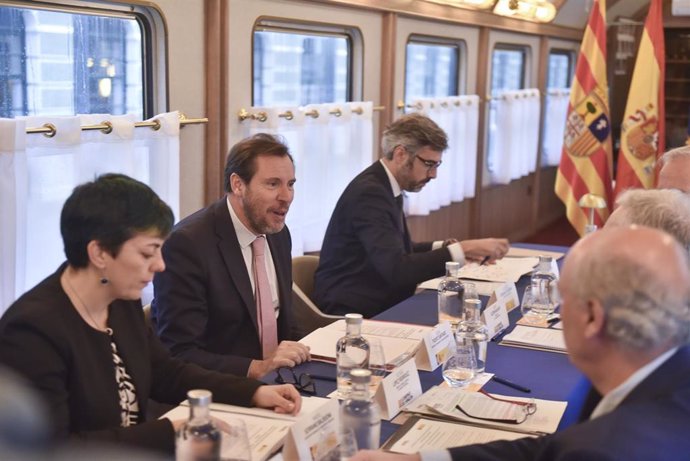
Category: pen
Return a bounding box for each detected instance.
[480,255,490,266]
[310,374,337,382]
[492,375,532,393]
[547,315,561,325]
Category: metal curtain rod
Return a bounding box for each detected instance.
[238,105,385,123]
[25,113,208,138]
[397,98,480,111]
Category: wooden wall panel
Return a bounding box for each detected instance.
[407,199,474,242]
[536,167,565,230]
[479,176,536,242]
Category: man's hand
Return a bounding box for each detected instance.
[350,450,421,461]
[460,238,510,264]
[247,341,311,378]
[251,384,302,415]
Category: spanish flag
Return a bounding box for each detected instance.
[555,0,613,236]
[614,0,665,194]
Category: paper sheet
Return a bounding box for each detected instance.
[165,397,331,461]
[500,325,567,354]
[507,247,565,260]
[403,386,567,435]
[418,277,505,296]
[385,417,529,454]
[457,257,539,283]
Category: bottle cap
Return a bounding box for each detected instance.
[350,368,372,384]
[345,313,363,324]
[445,261,460,272]
[187,389,213,406]
[538,255,553,262]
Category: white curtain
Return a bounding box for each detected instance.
[542,89,570,167]
[406,95,480,217]
[487,89,541,185]
[243,102,374,255]
[0,112,181,314]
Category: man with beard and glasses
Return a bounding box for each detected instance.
[152,134,310,379]
[314,114,509,318]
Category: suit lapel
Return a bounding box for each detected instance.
[371,162,412,253]
[620,346,690,406]
[212,199,258,332]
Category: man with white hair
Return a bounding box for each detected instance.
[606,188,690,249]
[352,226,690,461]
[657,145,690,192]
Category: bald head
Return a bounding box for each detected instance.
[563,226,690,351]
[606,188,690,249]
[658,145,690,192]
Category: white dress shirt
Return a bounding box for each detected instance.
[379,160,465,264]
[227,198,280,315]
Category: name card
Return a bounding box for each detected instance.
[283,399,340,461]
[488,282,519,312]
[482,300,510,339]
[415,322,454,371]
[373,358,423,420]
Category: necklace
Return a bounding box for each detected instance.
[64,272,111,334]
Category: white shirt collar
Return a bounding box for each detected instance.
[226,196,263,249]
[590,346,678,420]
[379,159,402,198]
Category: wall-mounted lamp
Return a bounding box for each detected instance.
[494,0,557,23]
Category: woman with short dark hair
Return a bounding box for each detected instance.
[0,174,300,454]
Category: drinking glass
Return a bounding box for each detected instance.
[441,339,476,388]
[521,285,553,320]
[368,339,387,394]
[313,428,356,461]
[462,282,479,304]
[218,417,251,461]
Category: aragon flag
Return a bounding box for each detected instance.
[614,0,665,195]
[555,0,613,236]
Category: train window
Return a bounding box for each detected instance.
[253,20,356,106]
[487,45,528,182]
[547,50,574,89]
[0,3,148,119]
[490,46,526,93]
[404,37,461,102]
[542,50,575,167]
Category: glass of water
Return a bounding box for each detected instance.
[442,339,477,388]
[521,285,553,320]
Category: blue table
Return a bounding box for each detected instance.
[276,243,587,443]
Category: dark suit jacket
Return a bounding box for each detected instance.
[0,265,262,454]
[314,161,453,318]
[152,197,293,376]
[447,346,690,461]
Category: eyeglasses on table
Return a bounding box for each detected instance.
[454,389,537,425]
[274,367,317,395]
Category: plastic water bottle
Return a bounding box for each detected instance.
[456,298,489,374]
[176,389,221,461]
[340,369,381,451]
[530,255,557,317]
[336,314,370,398]
[437,261,464,330]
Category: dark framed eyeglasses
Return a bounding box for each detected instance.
[455,389,537,425]
[415,154,443,172]
[274,367,316,395]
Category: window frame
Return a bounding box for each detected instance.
[403,33,466,105]
[251,17,363,106]
[0,0,167,118]
[546,48,575,89]
[489,43,528,95]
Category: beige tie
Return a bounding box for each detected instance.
[251,236,278,358]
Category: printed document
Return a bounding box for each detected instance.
[299,319,429,367]
[384,416,529,454]
[403,386,567,435]
[164,397,329,461]
[457,257,539,283]
[500,325,567,354]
